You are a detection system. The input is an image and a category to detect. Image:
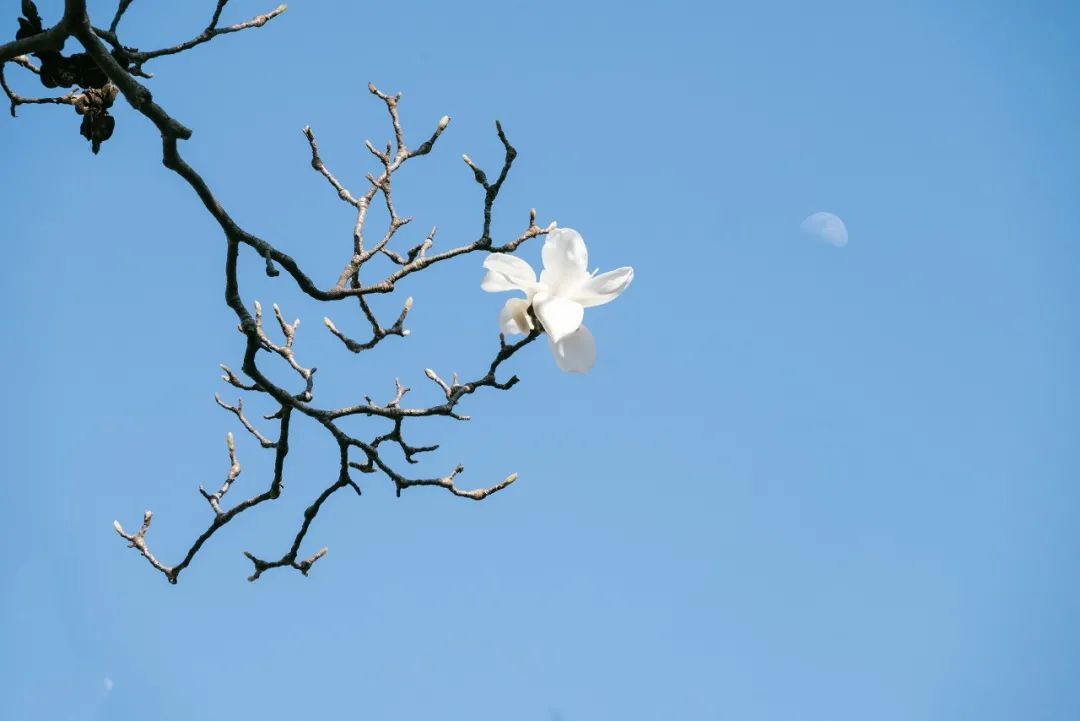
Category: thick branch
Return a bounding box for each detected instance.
[0,17,68,64]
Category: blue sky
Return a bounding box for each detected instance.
[2,1,1078,719]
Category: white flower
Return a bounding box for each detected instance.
[480,227,634,373]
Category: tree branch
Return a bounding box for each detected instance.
[12,0,547,582]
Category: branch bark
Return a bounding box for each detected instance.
[2,0,550,582]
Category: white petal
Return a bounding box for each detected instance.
[549,324,596,373]
[541,228,588,282]
[480,270,520,293]
[480,253,537,293]
[533,291,584,343]
[539,266,590,298]
[498,298,533,335]
[572,266,634,308]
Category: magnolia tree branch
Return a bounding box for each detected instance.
[92,1,288,76]
[5,0,554,583]
[1,61,76,115]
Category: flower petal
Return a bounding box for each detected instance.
[533,291,584,343]
[480,253,537,293]
[549,324,596,373]
[498,298,533,336]
[541,228,588,281]
[572,266,635,308]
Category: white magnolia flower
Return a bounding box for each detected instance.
[480,227,634,373]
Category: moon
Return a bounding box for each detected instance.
[800,211,848,247]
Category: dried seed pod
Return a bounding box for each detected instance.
[38,53,76,89]
[69,53,109,89]
[75,85,120,154]
[15,0,43,40]
[73,93,91,115]
[80,108,115,154]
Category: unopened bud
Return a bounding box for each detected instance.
[438,115,450,131]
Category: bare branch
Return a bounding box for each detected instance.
[0,63,76,117]
[214,394,277,448]
[302,125,360,207]
[388,463,520,500]
[11,2,553,581]
[114,407,294,584]
[323,295,411,353]
[243,444,354,581]
[198,432,242,514]
[93,3,287,75]
[12,55,39,74]
[250,300,315,399]
[220,363,259,391]
[113,511,174,581]
[108,0,137,34]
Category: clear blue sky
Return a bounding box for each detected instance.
[2,1,1078,719]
